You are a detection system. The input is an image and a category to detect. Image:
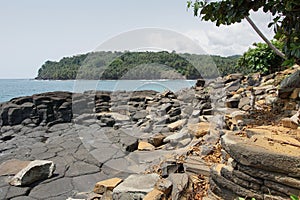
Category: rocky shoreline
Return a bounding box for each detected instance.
[1,65,300,199]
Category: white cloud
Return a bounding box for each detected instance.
[185,9,275,56]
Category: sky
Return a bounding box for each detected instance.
[0,0,275,78]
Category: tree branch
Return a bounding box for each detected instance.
[245,16,286,59]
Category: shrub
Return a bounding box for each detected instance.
[237,40,284,75]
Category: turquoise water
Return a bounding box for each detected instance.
[0,79,196,103]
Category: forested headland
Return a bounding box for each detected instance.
[36,51,240,80]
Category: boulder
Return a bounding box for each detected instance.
[112,174,160,200]
[10,160,55,186]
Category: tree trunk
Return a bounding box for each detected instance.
[245,16,286,59]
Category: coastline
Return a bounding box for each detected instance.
[1,67,300,199]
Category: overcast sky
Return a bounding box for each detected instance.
[0,0,275,78]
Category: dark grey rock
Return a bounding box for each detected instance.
[6,186,31,199]
[29,178,73,199]
[72,173,108,192]
[195,79,205,87]
[280,70,300,89]
[65,161,99,177]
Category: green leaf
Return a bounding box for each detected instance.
[290,194,299,200]
[187,1,192,9]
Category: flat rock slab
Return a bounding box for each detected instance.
[112,173,160,200]
[0,159,31,176]
[221,132,300,177]
[29,177,73,199]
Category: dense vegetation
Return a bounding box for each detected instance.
[237,40,285,75]
[36,51,240,80]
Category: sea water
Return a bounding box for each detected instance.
[0,79,196,103]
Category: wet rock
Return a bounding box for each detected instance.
[10,160,55,186]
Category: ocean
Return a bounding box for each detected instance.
[0,79,196,103]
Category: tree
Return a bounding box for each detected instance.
[187,0,300,64]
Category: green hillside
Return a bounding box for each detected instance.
[36,51,240,80]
